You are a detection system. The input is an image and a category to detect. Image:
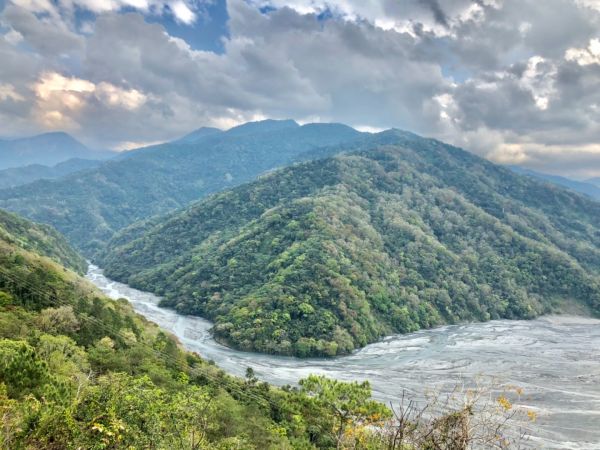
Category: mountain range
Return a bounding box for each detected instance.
[509,166,600,201]
[0,158,103,189]
[100,129,600,356]
[0,132,114,170]
[1,121,599,357]
[0,120,362,255]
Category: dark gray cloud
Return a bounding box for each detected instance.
[0,0,599,176]
[418,0,448,27]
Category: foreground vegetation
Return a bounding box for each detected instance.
[0,209,529,449]
[102,130,600,357]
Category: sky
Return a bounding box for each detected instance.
[0,0,599,178]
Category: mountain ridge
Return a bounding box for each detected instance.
[509,166,600,200]
[101,131,600,357]
[0,158,102,189]
[0,121,363,255]
[0,132,114,169]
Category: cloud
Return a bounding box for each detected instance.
[7,0,201,24]
[566,38,600,65]
[0,0,599,176]
[0,83,25,102]
[32,71,148,130]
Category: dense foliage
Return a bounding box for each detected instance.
[102,131,600,357]
[0,120,361,255]
[0,208,395,449]
[0,209,86,273]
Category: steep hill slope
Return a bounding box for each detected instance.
[0,132,113,169]
[0,208,86,273]
[0,120,362,255]
[101,131,600,357]
[0,210,391,449]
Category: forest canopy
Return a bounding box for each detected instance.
[101,131,600,357]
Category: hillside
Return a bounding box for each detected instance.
[510,166,600,200]
[0,132,113,169]
[0,208,398,449]
[0,209,86,273]
[101,131,600,357]
[0,120,362,255]
[0,158,102,189]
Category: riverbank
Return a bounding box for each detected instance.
[86,264,600,449]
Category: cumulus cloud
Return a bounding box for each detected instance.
[566,38,600,65]
[8,0,202,24]
[0,0,599,176]
[31,72,148,130]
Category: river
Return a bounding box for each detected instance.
[86,264,600,449]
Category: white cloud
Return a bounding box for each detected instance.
[565,38,600,65]
[170,0,196,24]
[32,72,148,130]
[1,0,600,176]
[0,83,25,101]
[520,56,557,111]
[4,28,23,44]
[95,82,147,109]
[7,0,198,24]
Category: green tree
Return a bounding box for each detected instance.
[299,375,390,449]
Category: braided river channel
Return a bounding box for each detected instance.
[87,264,600,449]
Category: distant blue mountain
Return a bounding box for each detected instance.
[586,177,600,188]
[0,120,363,255]
[0,132,114,169]
[174,127,222,143]
[509,166,600,200]
[0,158,102,189]
[225,119,299,136]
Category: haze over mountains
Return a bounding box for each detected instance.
[0,132,114,170]
[587,177,600,187]
[509,166,600,201]
[1,119,600,358]
[0,158,103,190]
[0,120,361,254]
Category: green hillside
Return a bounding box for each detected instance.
[101,131,600,357]
[0,209,397,449]
[0,121,361,256]
[0,209,86,273]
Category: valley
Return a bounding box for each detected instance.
[2,1,599,446]
[87,264,600,450]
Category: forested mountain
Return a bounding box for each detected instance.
[0,120,362,255]
[0,208,397,449]
[0,158,102,189]
[509,166,600,200]
[101,130,600,357]
[0,209,86,273]
[0,132,113,169]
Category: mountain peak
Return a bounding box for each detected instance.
[226,119,300,136]
[174,127,222,143]
[0,131,113,170]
